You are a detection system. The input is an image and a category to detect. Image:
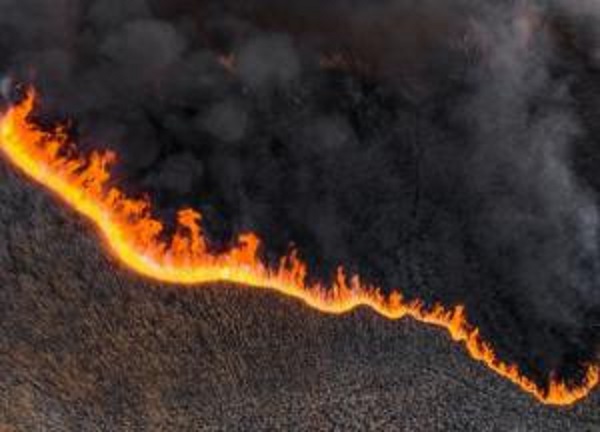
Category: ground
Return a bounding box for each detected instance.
[0,159,599,431]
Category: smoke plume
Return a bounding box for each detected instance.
[1,0,599,385]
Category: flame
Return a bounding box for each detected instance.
[0,90,597,406]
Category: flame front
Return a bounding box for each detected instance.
[0,90,598,406]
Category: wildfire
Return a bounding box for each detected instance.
[0,90,598,406]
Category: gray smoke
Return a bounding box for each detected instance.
[0,0,599,384]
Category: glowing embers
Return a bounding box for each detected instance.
[0,90,598,406]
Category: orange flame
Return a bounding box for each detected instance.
[0,90,597,406]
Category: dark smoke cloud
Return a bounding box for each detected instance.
[0,0,599,384]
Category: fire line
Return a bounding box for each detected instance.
[0,90,598,406]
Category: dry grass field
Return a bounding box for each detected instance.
[1,158,599,431]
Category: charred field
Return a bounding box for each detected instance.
[2,0,600,430]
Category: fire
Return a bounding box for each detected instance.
[0,90,598,406]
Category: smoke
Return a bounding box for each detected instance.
[451,2,600,377]
[0,0,599,383]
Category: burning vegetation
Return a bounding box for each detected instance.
[2,0,600,420]
[0,90,598,405]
